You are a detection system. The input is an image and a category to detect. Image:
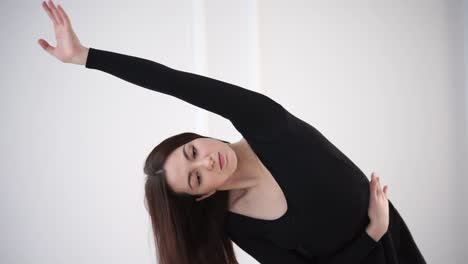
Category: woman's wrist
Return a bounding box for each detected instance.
[70,46,89,65]
[366,223,385,242]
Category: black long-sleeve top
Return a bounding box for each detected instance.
[84,47,426,264]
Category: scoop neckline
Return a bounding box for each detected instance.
[226,177,291,223]
[228,159,291,223]
[226,137,291,223]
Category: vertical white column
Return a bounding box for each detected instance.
[462,0,468,260]
[192,0,210,135]
[247,0,262,94]
[190,0,263,138]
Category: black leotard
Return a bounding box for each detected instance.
[85,47,426,264]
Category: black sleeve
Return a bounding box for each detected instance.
[84,47,288,139]
[306,229,379,264]
[229,229,378,264]
[229,232,315,264]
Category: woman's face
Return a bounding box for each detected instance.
[163,137,237,199]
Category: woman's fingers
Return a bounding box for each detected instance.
[38,39,48,49]
[38,38,55,54]
[57,4,71,28]
[47,0,64,25]
[371,174,378,196]
[383,185,389,198]
[375,174,389,199]
[371,173,387,198]
[377,179,382,197]
[42,1,59,25]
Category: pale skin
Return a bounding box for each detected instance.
[38,0,390,242]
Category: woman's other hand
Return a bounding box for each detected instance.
[365,172,390,242]
[38,0,88,65]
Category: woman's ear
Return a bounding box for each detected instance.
[195,190,216,202]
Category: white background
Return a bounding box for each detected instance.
[0,0,466,263]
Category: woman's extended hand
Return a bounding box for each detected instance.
[38,0,88,64]
[365,172,389,242]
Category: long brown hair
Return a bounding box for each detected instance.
[143,132,239,264]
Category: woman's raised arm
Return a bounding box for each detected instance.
[38,0,288,140]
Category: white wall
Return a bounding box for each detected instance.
[0,0,465,263]
[256,1,467,263]
[462,0,468,260]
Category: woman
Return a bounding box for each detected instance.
[38,1,426,263]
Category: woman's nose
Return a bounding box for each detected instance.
[194,156,215,170]
[207,157,215,170]
[203,156,215,170]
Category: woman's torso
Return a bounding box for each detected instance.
[226,111,372,255]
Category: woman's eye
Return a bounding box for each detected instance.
[192,146,200,185]
[192,146,197,159]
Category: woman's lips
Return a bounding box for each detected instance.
[219,152,225,170]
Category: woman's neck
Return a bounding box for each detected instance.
[218,138,265,193]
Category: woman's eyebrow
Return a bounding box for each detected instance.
[183,143,190,160]
[183,144,193,190]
